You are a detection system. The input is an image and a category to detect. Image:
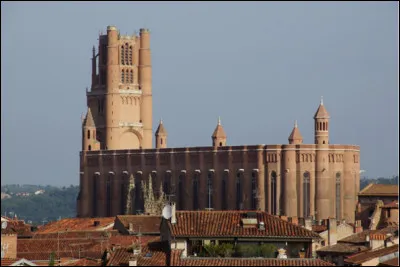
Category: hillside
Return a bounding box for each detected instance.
[1,185,79,225]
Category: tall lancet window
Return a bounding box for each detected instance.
[135,172,143,214]
[271,171,277,215]
[303,171,311,218]
[128,46,133,65]
[124,43,129,66]
[163,171,171,195]
[193,172,199,210]
[336,172,341,220]
[121,69,125,83]
[251,171,258,210]
[236,172,242,210]
[178,174,184,210]
[222,171,228,210]
[120,172,129,215]
[121,46,125,65]
[93,174,99,217]
[130,70,133,84]
[207,172,213,209]
[106,175,112,217]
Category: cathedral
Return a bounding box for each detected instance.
[77,26,361,223]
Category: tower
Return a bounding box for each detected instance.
[288,120,303,145]
[155,119,167,149]
[83,25,153,151]
[314,97,332,220]
[82,108,99,151]
[211,117,227,148]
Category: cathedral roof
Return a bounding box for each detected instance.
[83,108,95,127]
[155,119,167,135]
[288,120,303,143]
[212,117,226,138]
[314,97,330,119]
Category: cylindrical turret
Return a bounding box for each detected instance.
[212,117,227,148]
[155,119,167,149]
[314,97,332,220]
[139,28,153,149]
[282,145,297,217]
[105,25,120,149]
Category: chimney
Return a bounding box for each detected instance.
[258,221,265,231]
[305,217,312,231]
[280,216,288,222]
[129,223,134,232]
[354,220,363,233]
[94,220,100,227]
[291,216,299,226]
[171,202,177,224]
[328,218,337,245]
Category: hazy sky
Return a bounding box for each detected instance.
[1,2,398,186]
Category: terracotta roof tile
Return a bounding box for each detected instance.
[383,201,399,209]
[312,225,328,233]
[345,245,399,265]
[339,227,398,244]
[0,258,20,266]
[169,211,320,239]
[63,258,102,266]
[316,243,369,254]
[359,184,399,197]
[1,220,32,236]
[36,217,114,233]
[115,215,161,234]
[177,257,335,266]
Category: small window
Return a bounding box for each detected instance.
[323,141,326,144]
[88,145,91,151]
[160,138,163,145]
[87,130,90,139]
[219,142,222,146]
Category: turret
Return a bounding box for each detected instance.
[139,28,153,149]
[155,119,167,149]
[288,120,303,144]
[212,117,227,148]
[82,108,100,151]
[314,96,330,145]
[314,97,332,220]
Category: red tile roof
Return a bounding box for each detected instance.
[345,245,399,265]
[168,211,320,239]
[36,217,115,233]
[383,201,399,209]
[359,184,399,197]
[312,225,328,233]
[115,215,161,234]
[339,227,398,244]
[0,258,20,266]
[176,257,335,266]
[61,258,102,266]
[1,220,32,236]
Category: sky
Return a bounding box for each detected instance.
[1,2,398,186]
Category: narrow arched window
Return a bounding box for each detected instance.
[121,69,125,83]
[106,176,112,216]
[93,174,98,217]
[88,145,91,151]
[271,171,277,215]
[236,172,242,210]
[124,43,129,66]
[160,138,163,145]
[121,46,125,65]
[130,70,133,83]
[129,46,133,65]
[87,130,90,139]
[193,173,199,210]
[163,172,171,195]
[251,172,257,210]
[178,174,184,210]
[303,172,310,218]
[207,172,213,209]
[336,172,341,220]
[222,171,228,210]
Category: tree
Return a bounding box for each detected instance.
[49,251,56,266]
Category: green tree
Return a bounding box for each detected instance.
[49,251,56,266]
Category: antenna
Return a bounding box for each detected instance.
[1,221,7,229]
[162,204,172,220]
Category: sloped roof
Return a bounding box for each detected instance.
[155,120,167,135]
[61,258,101,266]
[1,220,32,236]
[212,124,227,138]
[35,217,114,233]
[168,211,320,239]
[316,242,369,254]
[359,184,399,197]
[0,258,20,266]
[379,257,399,266]
[345,244,399,265]
[115,215,161,234]
[176,257,335,266]
[382,201,399,209]
[288,122,303,143]
[83,108,95,127]
[314,103,330,119]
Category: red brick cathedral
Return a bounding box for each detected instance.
[77,26,361,223]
